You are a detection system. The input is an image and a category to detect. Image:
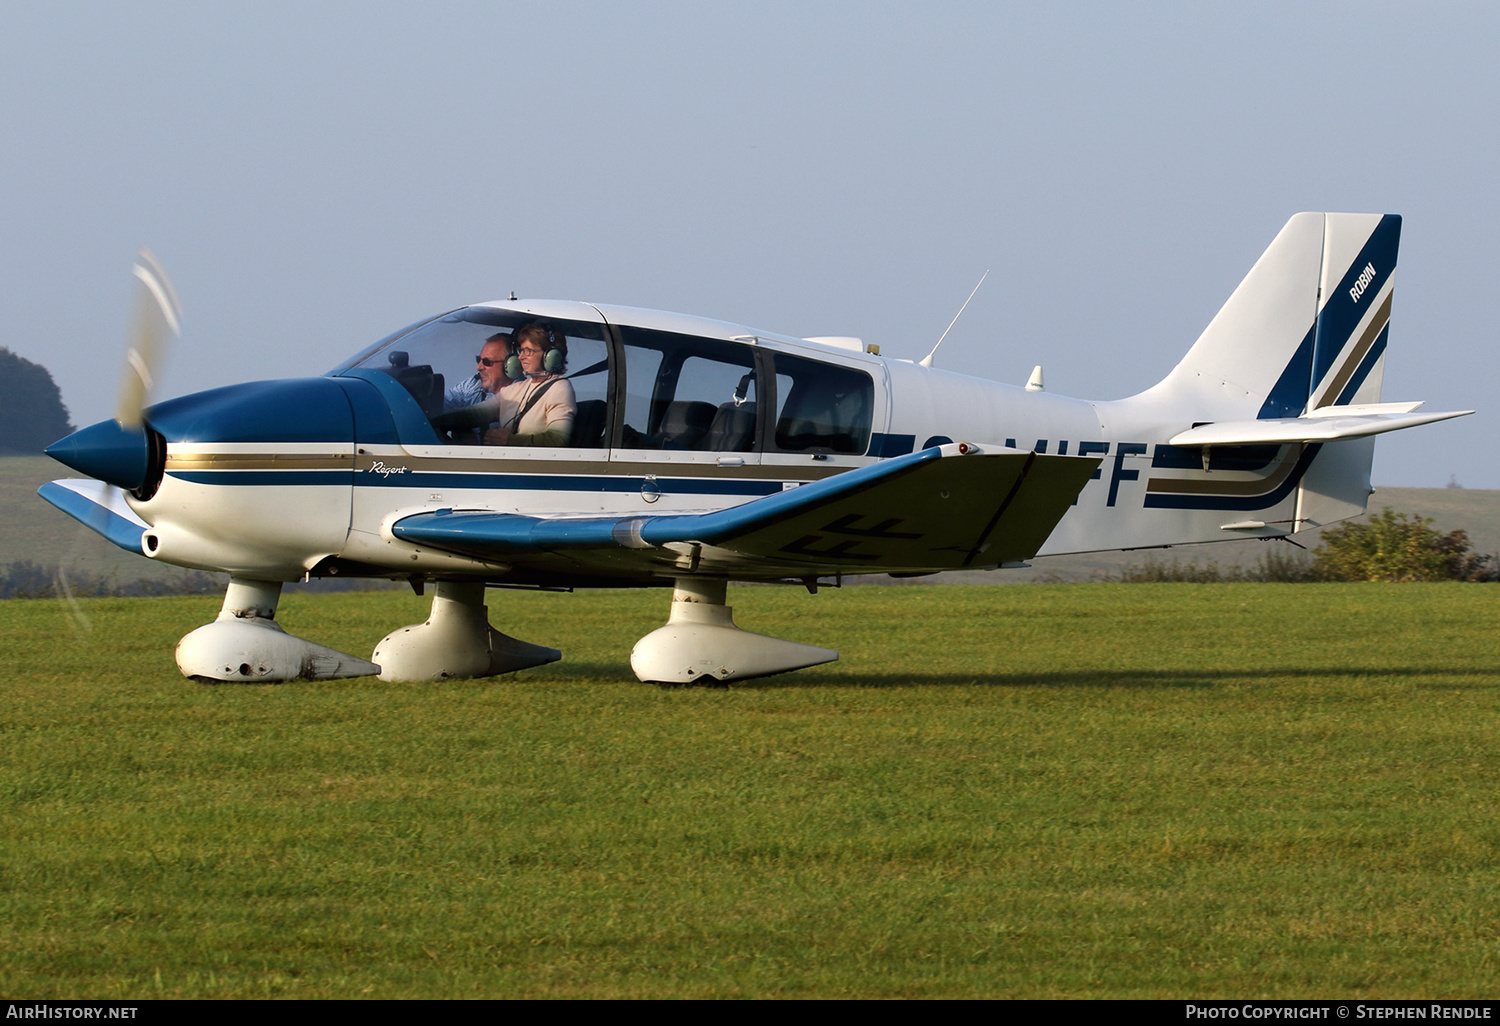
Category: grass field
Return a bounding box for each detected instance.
[4,583,1499,998]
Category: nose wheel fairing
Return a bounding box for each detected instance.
[176,579,379,682]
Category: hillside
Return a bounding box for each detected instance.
[2,456,217,591]
[7,455,1498,589]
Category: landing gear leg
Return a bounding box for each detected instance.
[630,578,838,684]
[176,577,380,682]
[373,581,561,682]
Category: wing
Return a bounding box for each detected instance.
[1169,402,1472,447]
[38,479,149,553]
[392,443,1101,579]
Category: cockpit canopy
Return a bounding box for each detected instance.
[331,305,877,454]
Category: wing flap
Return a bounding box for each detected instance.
[1169,405,1472,446]
[392,444,1101,575]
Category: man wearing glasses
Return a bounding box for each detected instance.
[444,332,516,410]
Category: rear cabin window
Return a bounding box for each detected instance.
[617,326,759,452]
[770,353,873,454]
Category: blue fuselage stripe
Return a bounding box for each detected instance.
[168,469,784,496]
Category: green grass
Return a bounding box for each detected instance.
[4,584,1500,998]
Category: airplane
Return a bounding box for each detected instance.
[38,212,1471,685]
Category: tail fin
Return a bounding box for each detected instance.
[1140,213,1473,531]
[1040,213,1469,551]
[1154,212,1400,418]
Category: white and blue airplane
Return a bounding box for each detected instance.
[39,213,1470,684]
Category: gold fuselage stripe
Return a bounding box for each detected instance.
[165,450,847,482]
[165,453,354,471]
[1145,446,1301,496]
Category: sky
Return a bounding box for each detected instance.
[2,1,1496,487]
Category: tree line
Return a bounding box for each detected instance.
[0,346,74,455]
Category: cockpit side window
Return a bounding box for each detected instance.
[617,326,759,452]
[770,353,873,455]
[342,307,610,448]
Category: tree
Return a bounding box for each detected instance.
[0,347,74,455]
[1311,507,1495,582]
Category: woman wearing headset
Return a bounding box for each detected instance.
[482,323,576,447]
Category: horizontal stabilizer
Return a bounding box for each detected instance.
[1168,405,1472,447]
[38,479,149,554]
[393,444,1101,576]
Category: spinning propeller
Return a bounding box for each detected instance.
[45,250,181,495]
[45,250,183,627]
[117,249,181,428]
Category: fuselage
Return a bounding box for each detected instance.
[49,296,1371,584]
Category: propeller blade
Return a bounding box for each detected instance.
[115,248,182,427]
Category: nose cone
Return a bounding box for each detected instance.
[45,419,152,491]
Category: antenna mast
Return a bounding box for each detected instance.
[920,269,989,368]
